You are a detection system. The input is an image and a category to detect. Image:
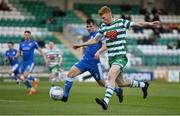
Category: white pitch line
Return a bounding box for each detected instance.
[0,99,24,103]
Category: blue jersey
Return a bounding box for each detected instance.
[5,49,19,66]
[19,39,39,63]
[83,31,104,63]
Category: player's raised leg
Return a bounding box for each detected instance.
[89,63,124,103]
[9,65,19,83]
[27,75,39,89]
[95,65,120,110]
[25,63,39,89]
[96,79,123,103]
[20,63,37,95]
[49,71,56,86]
[9,69,20,84]
[60,66,81,102]
[47,65,61,87]
[115,72,149,99]
[20,70,37,95]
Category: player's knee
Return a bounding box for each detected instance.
[49,73,55,78]
[67,73,74,78]
[23,74,28,78]
[49,75,54,79]
[23,71,29,78]
[20,75,25,81]
[67,70,78,78]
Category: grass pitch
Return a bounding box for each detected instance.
[0,79,180,115]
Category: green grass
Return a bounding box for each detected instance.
[0,80,180,115]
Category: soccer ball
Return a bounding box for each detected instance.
[49,86,64,100]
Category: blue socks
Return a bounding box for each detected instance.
[12,76,19,81]
[11,73,19,82]
[63,78,73,98]
[27,75,35,81]
[23,79,32,89]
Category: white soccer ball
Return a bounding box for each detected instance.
[49,86,64,100]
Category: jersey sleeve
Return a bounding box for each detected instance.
[99,36,106,43]
[14,49,18,56]
[99,36,106,41]
[122,19,134,29]
[98,26,104,35]
[34,41,40,49]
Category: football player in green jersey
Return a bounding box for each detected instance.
[73,6,160,110]
[45,41,63,86]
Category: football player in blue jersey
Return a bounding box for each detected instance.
[17,31,48,95]
[4,41,20,84]
[60,19,123,103]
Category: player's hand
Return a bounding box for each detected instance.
[94,51,100,60]
[73,44,81,49]
[151,21,160,28]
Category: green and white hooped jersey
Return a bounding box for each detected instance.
[98,18,133,59]
[45,48,62,67]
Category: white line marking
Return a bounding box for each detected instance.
[0,99,24,103]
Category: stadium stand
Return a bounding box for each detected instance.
[0,0,180,70]
[72,3,180,67]
[0,0,80,71]
[74,3,140,17]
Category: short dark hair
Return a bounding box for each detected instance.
[8,41,14,46]
[86,18,96,25]
[24,30,31,34]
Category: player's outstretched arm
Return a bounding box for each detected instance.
[132,21,160,28]
[94,43,107,59]
[38,48,48,66]
[73,34,102,49]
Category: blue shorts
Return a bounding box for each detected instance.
[75,59,103,81]
[20,62,35,74]
[12,64,20,75]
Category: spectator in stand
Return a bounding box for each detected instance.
[144,12,152,22]
[0,0,11,11]
[121,14,131,21]
[41,17,56,25]
[152,12,160,37]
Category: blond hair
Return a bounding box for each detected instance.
[98,6,112,16]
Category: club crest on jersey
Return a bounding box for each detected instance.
[29,43,32,46]
[105,30,117,40]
